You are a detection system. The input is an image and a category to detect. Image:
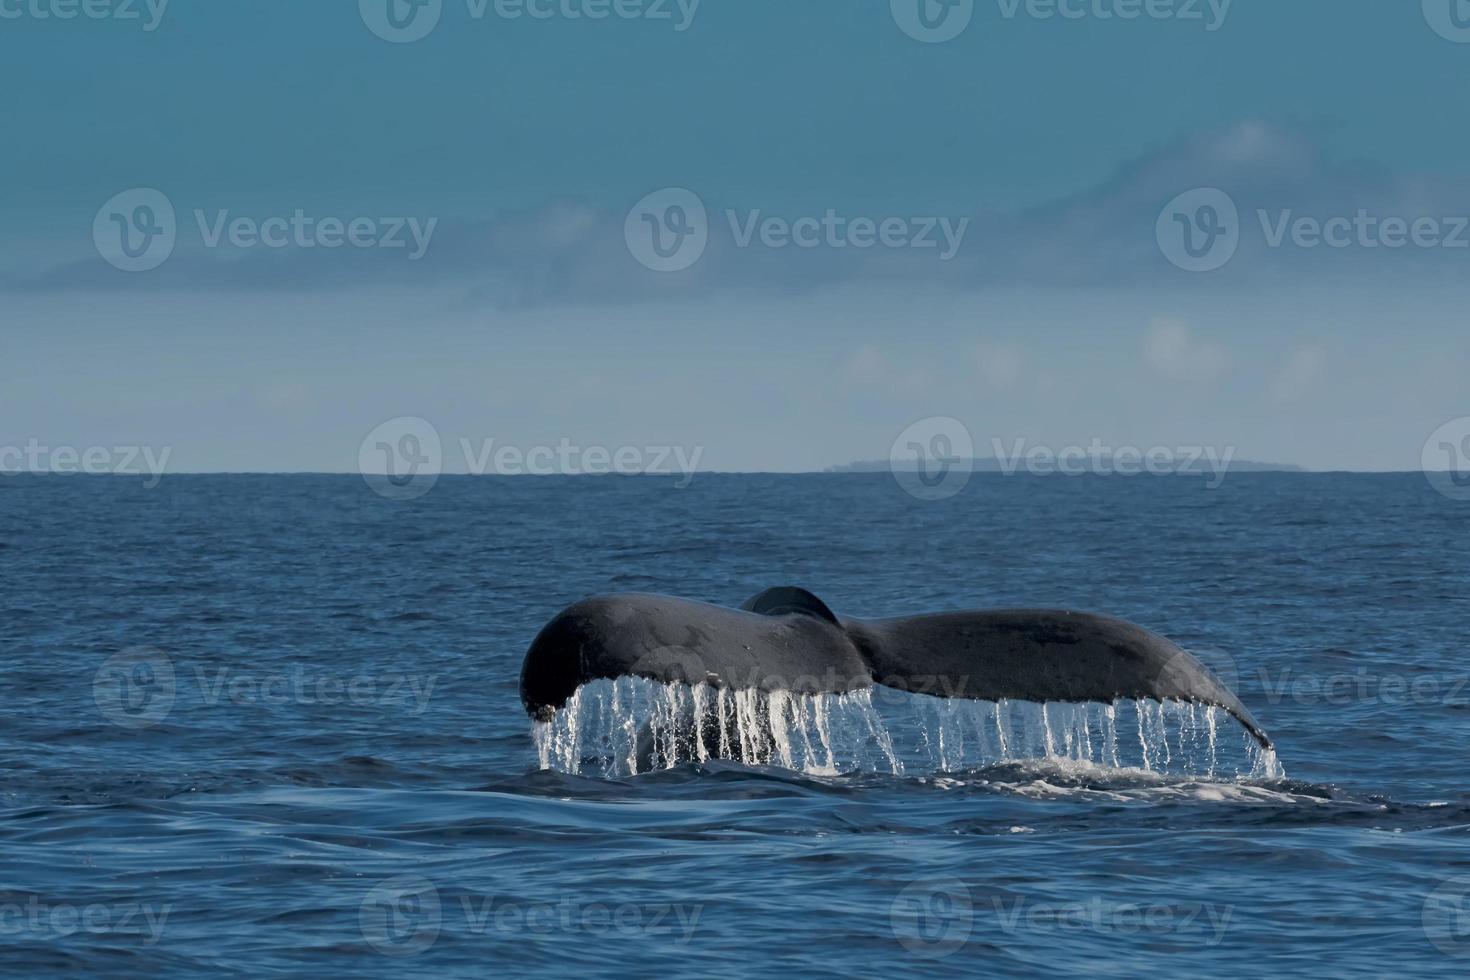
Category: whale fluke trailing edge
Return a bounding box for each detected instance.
[519,587,1273,751]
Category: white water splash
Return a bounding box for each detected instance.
[533,678,1284,781]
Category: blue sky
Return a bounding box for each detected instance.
[4,0,1470,472]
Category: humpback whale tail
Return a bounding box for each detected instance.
[519,587,1273,753]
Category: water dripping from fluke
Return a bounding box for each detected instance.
[531,678,1285,782]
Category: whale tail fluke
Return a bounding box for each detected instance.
[851,608,1273,750]
[520,591,1274,752]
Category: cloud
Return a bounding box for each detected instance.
[1144,319,1229,383]
[841,345,886,385]
[975,341,1023,392]
[1269,346,1326,403]
[255,383,315,414]
[18,121,1470,305]
[838,345,935,397]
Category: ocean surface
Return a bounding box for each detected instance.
[4,472,1469,977]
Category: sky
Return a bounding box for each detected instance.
[4,0,1470,473]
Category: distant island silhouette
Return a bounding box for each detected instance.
[830,458,1306,473]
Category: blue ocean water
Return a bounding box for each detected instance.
[3,472,1469,976]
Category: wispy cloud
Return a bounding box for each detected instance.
[1269,346,1327,404]
[1144,319,1230,383]
[975,341,1024,392]
[22,121,1470,306]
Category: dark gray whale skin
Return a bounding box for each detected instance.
[519,587,1272,750]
